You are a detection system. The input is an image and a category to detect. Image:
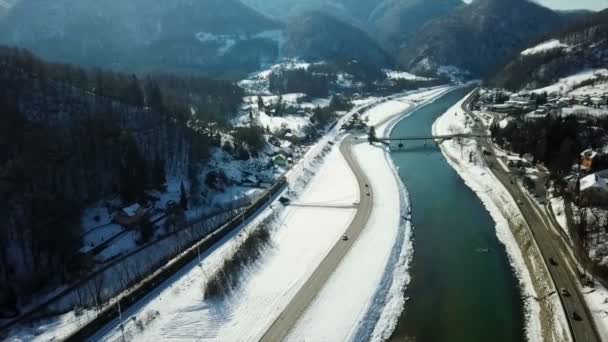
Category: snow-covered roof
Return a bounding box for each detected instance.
[122,203,141,217]
[581,149,598,159]
[580,173,608,192]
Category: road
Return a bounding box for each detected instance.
[463,91,601,342]
[260,136,373,342]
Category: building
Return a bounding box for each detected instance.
[580,149,599,170]
[114,203,146,226]
[579,170,608,202]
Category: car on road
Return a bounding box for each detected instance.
[560,288,570,296]
[571,311,582,321]
[517,200,524,205]
[279,197,291,205]
[366,192,370,197]
[342,235,349,241]
[549,257,558,266]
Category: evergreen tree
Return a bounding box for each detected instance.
[368,126,377,144]
[180,181,188,209]
[119,133,147,203]
[144,78,164,112]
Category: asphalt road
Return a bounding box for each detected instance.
[260,136,373,342]
[463,92,601,342]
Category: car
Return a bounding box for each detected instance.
[365,184,369,188]
[279,197,291,205]
[517,200,524,205]
[571,311,582,321]
[342,235,349,241]
[549,257,558,266]
[560,288,570,296]
[366,192,370,197]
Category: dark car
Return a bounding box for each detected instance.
[549,257,558,266]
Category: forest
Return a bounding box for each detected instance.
[0,46,243,303]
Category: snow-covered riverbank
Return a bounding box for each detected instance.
[287,85,457,341]
[84,86,453,342]
[432,92,570,342]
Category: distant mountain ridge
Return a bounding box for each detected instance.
[369,0,462,53]
[0,0,283,76]
[283,11,394,67]
[398,0,576,77]
[242,0,464,55]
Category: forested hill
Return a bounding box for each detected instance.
[398,0,570,77]
[0,46,241,294]
[0,0,282,77]
[490,9,608,90]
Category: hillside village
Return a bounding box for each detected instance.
[474,75,608,279]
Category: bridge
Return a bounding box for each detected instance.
[374,133,490,144]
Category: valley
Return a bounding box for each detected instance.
[2,1,608,341]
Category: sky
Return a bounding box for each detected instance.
[463,0,608,11]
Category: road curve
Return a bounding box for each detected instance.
[260,136,373,341]
[463,91,600,342]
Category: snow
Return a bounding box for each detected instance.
[433,92,569,342]
[362,86,457,128]
[582,281,608,341]
[384,69,430,81]
[288,123,412,342]
[570,80,608,97]
[256,111,310,134]
[123,203,141,217]
[96,142,359,342]
[560,105,608,118]
[532,69,608,95]
[521,39,568,56]
[550,197,568,236]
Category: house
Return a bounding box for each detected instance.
[579,170,608,202]
[273,155,288,167]
[114,203,146,226]
[580,149,599,170]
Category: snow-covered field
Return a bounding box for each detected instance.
[582,281,608,341]
[433,93,570,342]
[96,145,359,342]
[532,69,608,95]
[384,69,430,81]
[550,197,568,235]
[521,39,568,56]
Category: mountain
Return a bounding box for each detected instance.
[398,0,573,77]
[368,0,463,53]
[0,0,282,76]
[242,0,464,55]
[490,9,608,90]
[282,12,393,67]
[240,0,381,24]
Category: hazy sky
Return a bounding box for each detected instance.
[463,0,608,11]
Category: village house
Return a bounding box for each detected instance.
[579,170,608,203]
[581,148,599,171]
[113,203,147,227]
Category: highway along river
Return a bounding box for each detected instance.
[388,89,525,341]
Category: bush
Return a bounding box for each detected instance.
[203,218,274,299]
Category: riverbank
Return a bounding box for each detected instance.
[432,92,570,342]
[286,85,457,341]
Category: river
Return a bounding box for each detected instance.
[388,89,525,341]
